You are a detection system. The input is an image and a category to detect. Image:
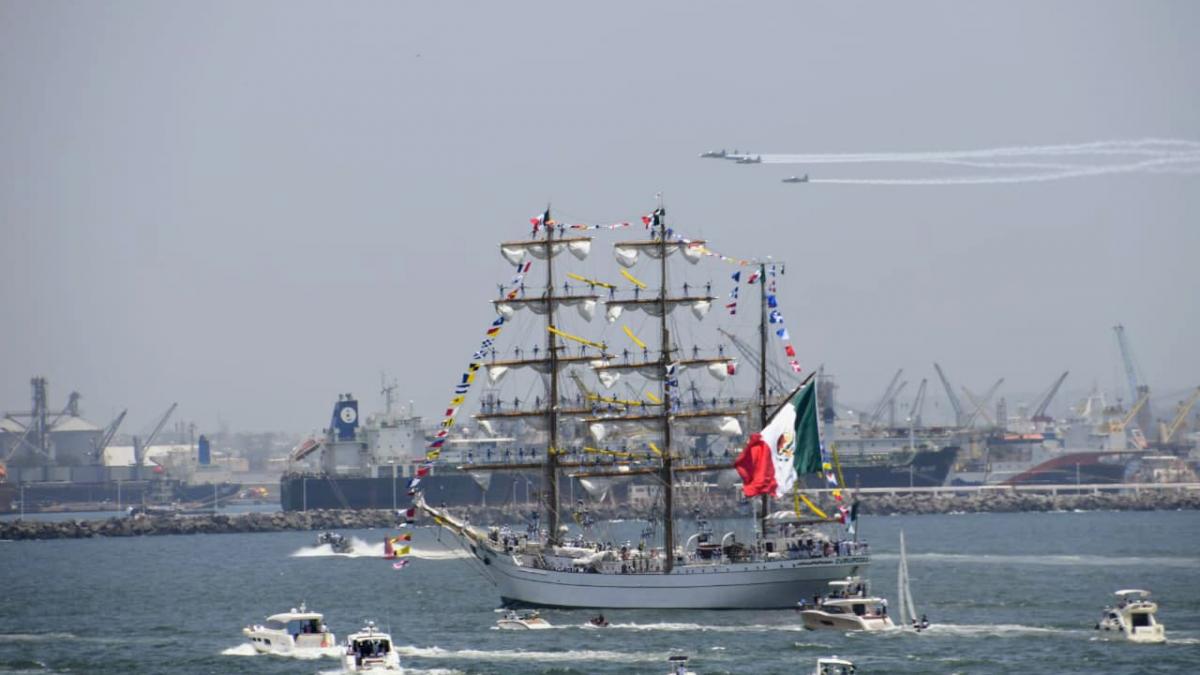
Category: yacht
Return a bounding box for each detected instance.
[495,609,552,630]
[243,602,336,654]
[342,621,401,672]
[1096,590,1165,643]
[813,657,856,675]
[800,578,894,632]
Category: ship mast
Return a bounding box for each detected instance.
[654,205,676,573]
[757,261,770,539]
[543,211,562,546]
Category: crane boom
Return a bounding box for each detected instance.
[1030,371,1070,422]
[143,403,178,451]
[907,378,928,427]
[933,363,964,426]
[1113,325,1142,404]
[962,378,1005,427]
[717,328,791,394]
[1161,387,1200,443]
[869,369,904,425]
[92,409,127,461]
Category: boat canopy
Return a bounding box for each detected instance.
[266,612,323,623]
[1115,589,1151,597]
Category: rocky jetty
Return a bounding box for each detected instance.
[856,489,1200,516]
[0,509,400,541]
[3,488,1197,541]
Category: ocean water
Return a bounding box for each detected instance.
[1,510,1198,674]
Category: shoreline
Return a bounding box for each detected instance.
[1,489,1197,541]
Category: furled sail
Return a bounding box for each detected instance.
[612,239,705,267]
[501,237,592,265]
[495,295,598,322]
[604,297,712,323]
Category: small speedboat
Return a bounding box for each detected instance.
[813,656,856,675]
[588,614,609,628]
[342,620,401,672]
[1096,589,1165,644]
[496,609,552,630]
[666,655,697,675]
[317,532,354,554]
[800,578,894,632]
[243,602,336,654]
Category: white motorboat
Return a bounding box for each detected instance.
[666,655,697,675]
[243,602,336,654]
[495,609,552,630]
[342,621,401,672]
[813,656,856,675]
[317,531,354,554]
[800,578,894,632]
[1096,590,1165,643]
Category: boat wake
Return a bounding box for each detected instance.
[291,537,384,558]
[219,643,341,659]
[291,538,471,560]
[0,633,78,643]
[602,622,806,633]
[396,645,667,663]
[871,552,1199,568]
[914,623,1088,639]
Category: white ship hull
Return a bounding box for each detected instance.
[472,543,869,609]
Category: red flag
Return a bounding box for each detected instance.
[785,345,796,357]
[416,466,430,478]
[733,433,778,497]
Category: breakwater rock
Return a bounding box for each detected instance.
[857,489,1200,516]
[0,509,401,541]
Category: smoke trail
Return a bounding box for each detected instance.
[761,138,1200,165]
[808,154,1200,185]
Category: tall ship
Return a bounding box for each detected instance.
[415,204,870,609]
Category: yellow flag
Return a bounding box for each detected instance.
[644,391,662,404]
[648,442,662,456]
[450,395,466,406]
[620,268,647,289]
[622,325,647,349]
[799,494,828,519]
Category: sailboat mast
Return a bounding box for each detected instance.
[543,211,561,545]
[657,206,676,573]
[758,261,770,538]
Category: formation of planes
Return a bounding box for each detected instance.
[699,149,806,183]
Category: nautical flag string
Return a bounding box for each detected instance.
[426,262,534,461]
[726,271,740,315]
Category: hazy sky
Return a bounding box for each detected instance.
[3,1,1198,434]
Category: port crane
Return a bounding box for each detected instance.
[961,378,1005,428]
[1157,386,1200,445]
[907,378,929,428]
[91,409,128,462]
[1113,324,1153,434]
[1029,371,1070,425]
[934,363,965,427]
[132,403,177,481]
[867,369,906,428]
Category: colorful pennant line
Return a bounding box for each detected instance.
[426,262,534,461]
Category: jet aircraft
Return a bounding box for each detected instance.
[782,175,809,183]
[735,155,762,164]
[699,149,727,158]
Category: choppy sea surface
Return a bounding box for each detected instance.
[2,510,1198,674]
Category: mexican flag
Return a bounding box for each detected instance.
[759,380,823,498]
